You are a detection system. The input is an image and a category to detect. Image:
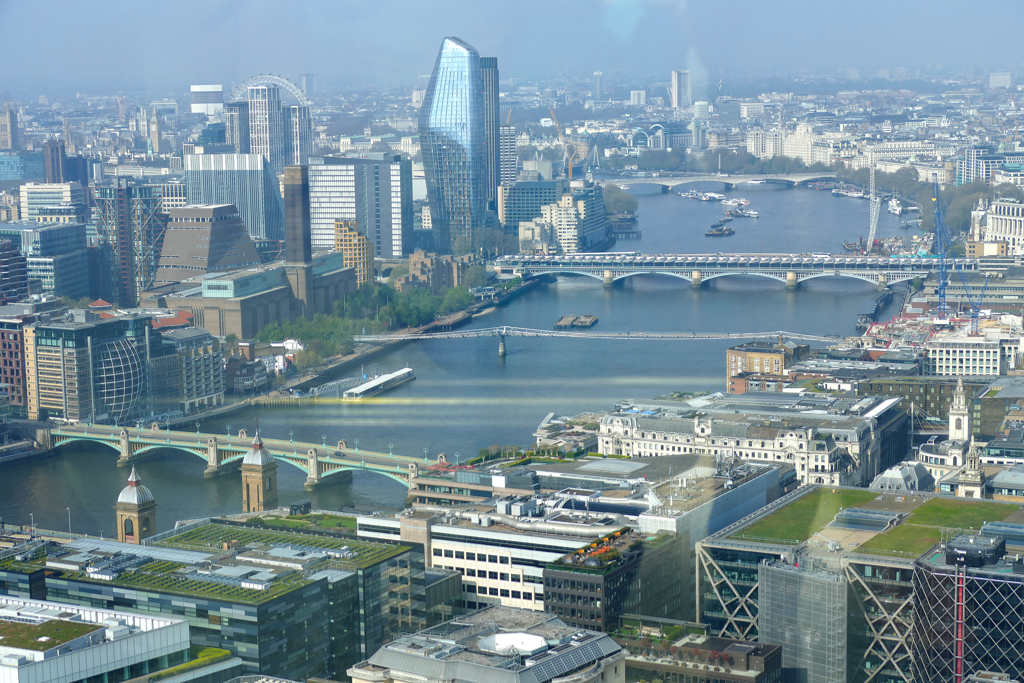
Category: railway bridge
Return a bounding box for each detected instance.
[600,172,836,192]
[44,425,442,489]
[496,253,975,289]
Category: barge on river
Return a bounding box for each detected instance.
[343,368,416,399]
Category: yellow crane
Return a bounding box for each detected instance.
[548,107,577,181]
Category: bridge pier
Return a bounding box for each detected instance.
[498,333,506,357]
[204,437,223,478]
[305,448,321,489]
[786,272,798,290]
[117,430,132,466]
[603,270,614,287]
[877,274,888,290]
[691,271,702,288]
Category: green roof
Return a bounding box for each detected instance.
[732,488,879,544]
[0,618,102,651]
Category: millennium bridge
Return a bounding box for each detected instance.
[599,172,836,192]
[497,253,976,288]
[43,424,443,489]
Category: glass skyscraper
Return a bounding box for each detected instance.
[419,36,487,254]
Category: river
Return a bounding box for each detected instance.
[0,183,910,536]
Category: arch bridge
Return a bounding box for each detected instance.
[46,425,438,489]
[601,172,836,192]
[497,253,975,289]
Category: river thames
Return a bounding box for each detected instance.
[0,183,910,536]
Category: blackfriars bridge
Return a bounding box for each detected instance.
[496,253,977,289]
[599,172,836,192]
[44,425,443,489]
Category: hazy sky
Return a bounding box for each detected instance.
[3,0,1023,96]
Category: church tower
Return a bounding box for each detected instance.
[115,466,157,544]
[241,428,278,512]
[949,377,969,441]
[958,438,987,499]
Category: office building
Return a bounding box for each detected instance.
[224,101,250,154]
[983,199,1024,254]
[24,309,169,423]
[0,318,27,416]
[924,324,1019,376]
[671,70,691,109]
[154,204,261,285]
[42,140,67,183]
[248,85,285,173]
[519,184,608,254]
[480,57,501,206]
[184,153,285,241]
[17,182,85,221]
[0,152,43,181]
[190,84,224,116]
[299,73,316,95]
[0,240,28,304]
[283,104,312,166]
[348,605,626,683]
[622,633,783,683]
[593,71,603,100]
[990,71,1012,89]
[419,37,488,254]
[717,97,741,124]
[335,219,374,286]
[498,176,566,237]
[727,339,809,389]
[0,221,89,298]
[92,179,165,306]
[0,101,18,150]
[499,124,517,186]
[600,392,908,486]
[0,517,427,680]
[0,596,190,683]
[308,153,413,255]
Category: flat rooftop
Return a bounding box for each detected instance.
[0,617,101,651]
[722,486,1021,560]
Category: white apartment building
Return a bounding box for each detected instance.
[248,85,285,173]
[746,130,785,160]
[984,199,1024,254]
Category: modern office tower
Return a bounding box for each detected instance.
[190,84,224,116]
[148,177,188,214]
[335,219,374,286]
[497,176,566,237]
[419,36,487,254]
[299,73,316,95]
[0,101,18,150]
[24,309,165,423]
[283,104,313,166]
[248,85,285,172]
[308,153,413,256]
[0,239,28,304]
[18,181,85,220]
[183,153,285,241]
[224,101,251,153]
[499,125,517,186]
[0,220,89,297]
[115,466,158,544]
[593,71,603,100]
[154,205,261,285]
[149,113,162,154]
[671,70,692,109]
[92,179,165,306]
[716,97,741,124]
[480,57,501,206]
[42,140,67,182]
[0,151,43,180]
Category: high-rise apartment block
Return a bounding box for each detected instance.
[0,239,28,304]
[183,153,285,241]
[498,177,566,237]
[499,125,517,186]
[189,84,224,116]
[630,90,647,106]
[92,179,165,306]
[480,57,501,206]
[335,219,374,286]
[308,153,413,256]
[283,104,312,166]
[299,73,316,95]
[419,37,488,254]
[0,101,18,150]
[224,101,250,153]
[248,85,285,172]
[671,70,692,109]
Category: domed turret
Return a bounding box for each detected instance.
[242,430,275,466]
[115,466,157,544]
[117,466,155,505]
[241,427,278,513]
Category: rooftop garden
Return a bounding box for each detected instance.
[854,523,944,557]
[255,514,358,531]
[0,618,102,651]
[903,498,1018,530]
[732,488,879,544]
[150,647,232,682]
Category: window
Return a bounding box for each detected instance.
[432,548,442,557]
[444,549,453,558]
[488,555,498,563]
[465,552,475,560]
[454,551,464,559]
[489,587,499,596]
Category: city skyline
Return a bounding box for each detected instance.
[3,1,1024,94]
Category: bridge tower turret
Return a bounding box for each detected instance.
[115,466,157,544]
[241,428,278,513]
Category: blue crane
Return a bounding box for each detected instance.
[931,175,953,319]
[955,268,990,335]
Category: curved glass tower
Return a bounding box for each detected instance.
[419,37,486,254]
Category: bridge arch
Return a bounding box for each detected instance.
[611,270,693,283]
[229,75,311,106]
[699,272,788,284]
[544,270,606,282]
[320,466,409,487]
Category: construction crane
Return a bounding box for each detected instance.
[932,174,952,320]
[955,268,990,335]
[548,107,577,181]
[865,165,882,253]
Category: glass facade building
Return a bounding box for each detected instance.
[184,153,285,242]
[418,37,487,254]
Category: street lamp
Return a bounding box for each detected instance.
[354,439,359,452]
[195,421,201,436]
[322,434,327,447]
[423,448,429,462]
[67,507,71,535]
[226,425,232,438]
[29,513,34,538]
[388,443,393,456]
[289,430,294,444]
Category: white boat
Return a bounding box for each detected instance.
[705,192,726,200]
[721,198,742,206]
[343,368,416,399]
[618,184,630,190]
[888,198,903,215]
